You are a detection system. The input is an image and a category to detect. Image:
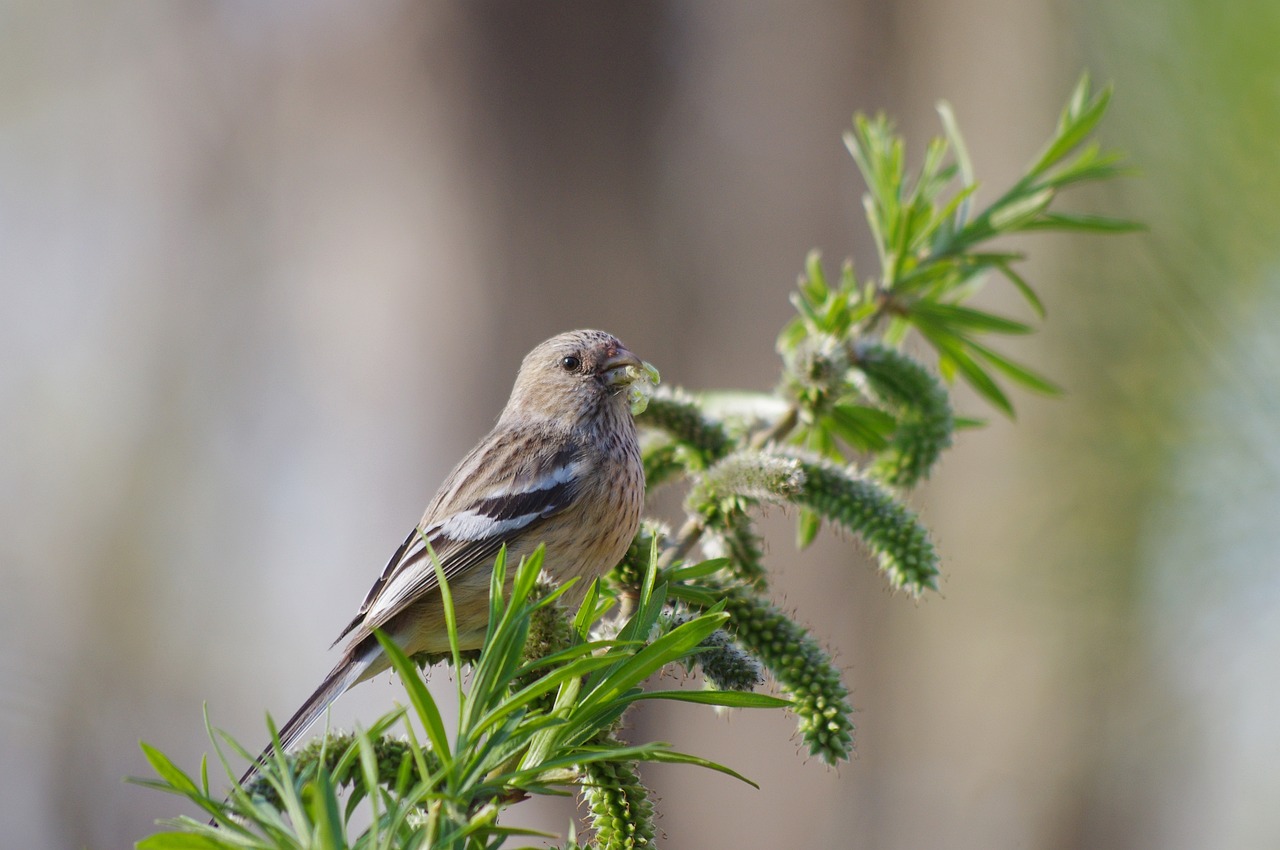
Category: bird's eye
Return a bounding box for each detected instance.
[560,355,582,372]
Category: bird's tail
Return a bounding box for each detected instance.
[236,645,379,789]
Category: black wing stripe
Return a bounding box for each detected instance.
[332,526,418,647]
[332,439,585,648]
[466,478,575,523]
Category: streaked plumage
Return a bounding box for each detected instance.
[241,330,647,786]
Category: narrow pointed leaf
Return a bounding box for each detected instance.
[993,260,1045,318]
[1021,212,1142,233]
[910,301,1034,334]
[635,689,791,709]
[638,748,763,788]
[374,631,451,763]
[136,834,228,850]
[140,743,202,798]
[965,338,1064,395]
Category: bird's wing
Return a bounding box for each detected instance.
[332,430,584,648]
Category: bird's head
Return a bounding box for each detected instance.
[503,330,657,424]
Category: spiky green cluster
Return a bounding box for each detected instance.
[582,758,656,850]
[694,628,765,692]
[246,734,434,807]
[781,331,854,413]
[510,575,578,704]
[855,343,953,487]
[791,455,939,594]
[665,610,764,692]
[526,575,577,657]
[708,581,854,764]
[637,390,732,466]
[612,521,666,590]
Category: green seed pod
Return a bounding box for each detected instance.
[854,343,954,487]
[637,389,733,466]
[690,450,806,523]
[581,758,656,850]
[789,452,940,595]
[706,580,854,765]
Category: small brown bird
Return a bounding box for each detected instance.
[243,330,651,783]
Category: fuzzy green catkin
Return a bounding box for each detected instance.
[247,734,435,807]
[706,580,854,764]
[791,454,939,595]
[637,390,733,466]
[695,628,765,691]
[691,450,805,519]
[854,343,953,487]
[667,610,764,691]
[612,521,666,590]
[582,758,656,850]
[510,575,578,703]
[527,574,577,654]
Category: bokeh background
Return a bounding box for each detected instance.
[5,2,1280,848]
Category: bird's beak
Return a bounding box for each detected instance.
[601,347,645,387]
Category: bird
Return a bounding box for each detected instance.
[239,329,650,787]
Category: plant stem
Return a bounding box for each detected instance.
[749,404,800,450]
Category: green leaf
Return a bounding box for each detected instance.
[796,507,821,550]
[662,557,732,583]
[488,653,627,730]
[573,576,607,639]
[936,100,974,218]
[354,731,383,844]
[638,748,763,788]
[883,315,911,347]
[665,583,723,607]
[965,338,1064,396]
[1020,211,1142,233]
[777,316,807,352]
[1030,76,1112,176]
[946,351,1014,415]
[374,632,451,765]
[302,768,346,850]
[580,612,729,713]
[910,301,1034,335]
[924,328,1015,416]
[136,833,231,850]
[806,422,839,462]
[506,743,672,787]
[419,534,465,683]
[804,250,829,301]
[988,187,1054,231]
[635,689,791,709]
[827,403,896,451]
[140,742,202,798]
[1040,143,1128,187]
[993,259,1045,318]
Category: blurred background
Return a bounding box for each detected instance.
[4,2,1279,848]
